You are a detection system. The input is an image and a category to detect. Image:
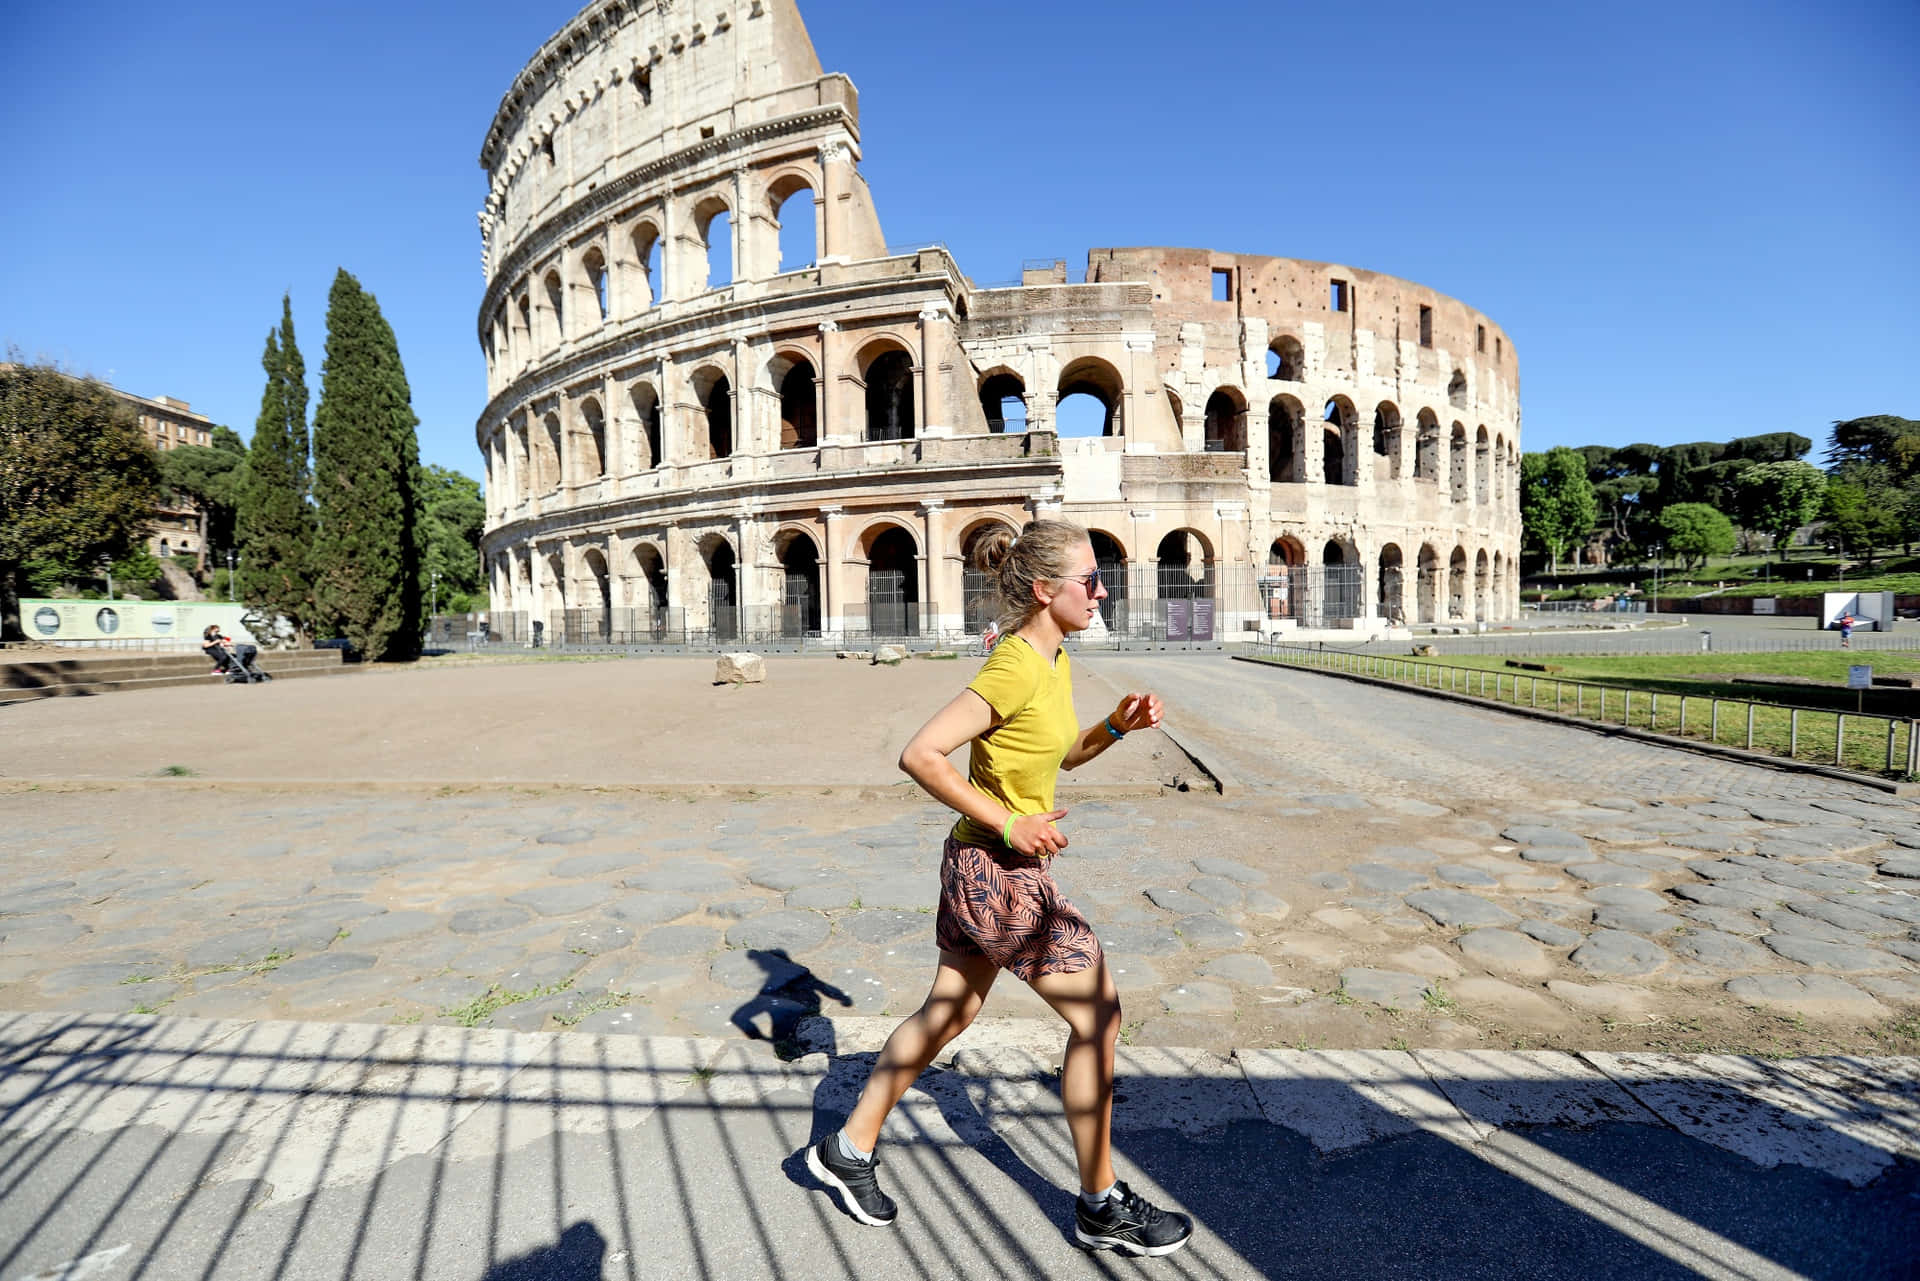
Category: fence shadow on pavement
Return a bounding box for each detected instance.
[0,1012,1913,1280]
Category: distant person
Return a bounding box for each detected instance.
[201,624,257,678]
[1839,613,1854,649]
[805,520,1193,1258]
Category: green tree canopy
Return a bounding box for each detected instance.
[310,269,423,660]
[418,463,485,613]
[238,295,316,635]
[211,424,246,456]
[0,363,160,636]
[158,443,245,553]
[1822,479,1902,568]
[1657,502,1736,571]
[1732,460,1826,561]
[1520,447,1598,572]
[1826,415,1920,477]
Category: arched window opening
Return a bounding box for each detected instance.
[629,385,662,469]
[1372,403,1402,480]
[1474,550,1490,623]
[864,349,915,441]
[1156,530,1213,601]
[1262,536,1306,620]
[962,522,1018,633]
[629,224,662,311]
[779,359,818,449]
[1493,432,1506,504]
[867,527,919,637]
[1203,389,1247,454]
[978,372,1028,433]
[1377,544,1405,624]
[697,201,733,290]
[772,180,817,273]
[543,271,564,345]
[1089,530,1128,630]
[1322,398,1356,486]
[1475,426,1491,506]
[633,65,652,106]
[1416,545,1441,624]
[159,538,170,558]
[1268,396,1302,483]
[581,549,612,641]
[702,373,733,460]
[1056,358,1123,438]
[541,413,563,492]
[634,544,669,635]
[1415,409,1441,481]
[580,398,607,480]
[583,247,608,322]
[778,534,821,636]
[516,295,533,364]
[704,539,738,642]
[1450,424,1469,503]
[1448,369,1468,410]
[1492,551,1507,620]
[1448,547,1468,619]
[1267,336,1304,382]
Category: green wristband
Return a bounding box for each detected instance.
[1001,815,1019,847]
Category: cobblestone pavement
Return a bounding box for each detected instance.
[1,654,1917,1056]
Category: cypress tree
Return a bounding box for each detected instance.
[310,269,423,660]
[237,295,315,635]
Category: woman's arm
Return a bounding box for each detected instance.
[898,689,1068,856]
[1061,691,1163,770]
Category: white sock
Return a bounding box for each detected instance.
[836,1129,872,1165]
[1079,1181,1116,1208]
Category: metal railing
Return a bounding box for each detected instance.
[1254,643,1919,779]
[1341,628,1920,659]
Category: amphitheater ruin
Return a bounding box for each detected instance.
[475,0,1520,645]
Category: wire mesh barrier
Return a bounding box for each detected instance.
[1255,644,1920,780]
[1339,627,1920,659]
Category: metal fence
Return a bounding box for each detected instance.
[1255,643,1919,780]
[1337,627,1920,660]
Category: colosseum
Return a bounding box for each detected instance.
[475,0,1520,646]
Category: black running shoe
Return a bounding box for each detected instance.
[806,1136,897,1227]
[1074,1181,1193,1257]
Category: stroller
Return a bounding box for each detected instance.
[204,631,273,685]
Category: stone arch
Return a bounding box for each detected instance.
[1372,401,1403,480]
[1416,544,1441,624]
[764,349,817,451]
[544,549,567,623]
[1268,395,1304,483]
[1448,368,1468,410]
[1449,545,1469,619]
[577,397,607,482]
[698,533,739,642]
[1262,536,1306,622]
[1475,425,1491,506]
[864,523,920,636]
[961,518,1019,632]
[978,368,1028,433]
[628,381,662,469]
[1492,551,1507,621]
[628,219,663,312]
[1474,548,1490,622]
[773,527,821,636]
[539,411,562,492]
[1493,431,1507,504]
[1088,528,1129,629]
[1203,387,1248,453]
[1450,422,1469,503]
[1377,543,1406,623]
[858,339,916,442]
[1155,529,1214,600]
[1266,335,1305,382]
[1056,356,1124,438]
[543,270,564,347]
[692,194,732,291]
[1415,409,1441,481]
[632,542,669,621]
[580,245,609,325]
[1322,397,1357,486]
[767,170,818,273]
[581,547,612,639]
[690,366,733,460]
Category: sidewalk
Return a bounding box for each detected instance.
[2,1011,1913,1280]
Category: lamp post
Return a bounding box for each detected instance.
[226,549,236,602]
[1652,543,1662,612]
[100,556,114,601]
[430,569,440,637]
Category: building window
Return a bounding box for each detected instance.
[541,135,555,165]
[1496,336,1503,361]
[1418,306,1433,348]
[1330,279,1349,312]
[1211,269,1232,303]
[1476,324,1486,353]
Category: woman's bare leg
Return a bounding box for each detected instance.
[842,950,999,1152]
[1028,959,1122,1195]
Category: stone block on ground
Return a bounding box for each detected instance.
[1570,930,1670,978]
[1405,889,1517,929]
[1455,928,1554,978]
[871,645,907,665]
[714,652,765,684]
[1339,967,1432,1010]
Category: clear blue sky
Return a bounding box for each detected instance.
[4,0,1914,480]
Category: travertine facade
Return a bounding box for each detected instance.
[476,0,1520,640]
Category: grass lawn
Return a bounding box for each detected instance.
[1252,650,1920,779]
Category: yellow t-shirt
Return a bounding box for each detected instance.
[952,635,1079,848]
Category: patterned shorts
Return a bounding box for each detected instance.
[935,837,1104,982]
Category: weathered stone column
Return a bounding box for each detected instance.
[819,504,845,636]
[917,308,948,436]
[817,142,850,264]
[818,321,851,444]
[919,500,947,635]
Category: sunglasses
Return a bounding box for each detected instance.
[1063,567,1102,592]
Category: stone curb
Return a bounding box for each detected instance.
[1232,653,1920,798]
[0,778,1181,799]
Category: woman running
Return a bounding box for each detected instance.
[807,520,1193,1258]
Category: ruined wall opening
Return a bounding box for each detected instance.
[1203,388,1247,453]
[1449,545,1468,619]
[516,295,533,365]
[1089,529,1128,629]
[578,397,607,481]
[962,521,1019,632]
[776,531,821,636]
[1156,530,1214,600]
[629,222,663,311]
[1057,357,1123,438]
[1493,551,1507,618]
[701,536,738,641]
[1417,544,1440,624]
[540,412,562,492]
[634,543,669,621]
[1268,395,1302,483]
[1415,409,1440,481]
[694,197,733,291]
[978,371,1028,433]
[770,176,817,273]
[1418,306,1433,348]
[1372,402,1402,480]
[1475,426,1490,506]
[777,357,818,449]
[1377,544,1405,623]
[1266,336,1304,382]
[1450,423,1469,503]
[1448,369,1468,410]
[1322,398,1357,486]
[629,383,662,469]
[583,247,609,323]
[543,271,564,348]
[1475,549,1490,621]
[581,548,612,638]
[1494,432,1507,504]
[861,345,916,441]
[866,526,920,636]
[692,368,733,460]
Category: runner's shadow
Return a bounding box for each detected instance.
[477,1219,605,1279]
[728,948,850,1057]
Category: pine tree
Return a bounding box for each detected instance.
[310,269,423,660]
[237,295,315,635]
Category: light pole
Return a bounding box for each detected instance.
[430,569,440,633]
[1652,543,1662,611]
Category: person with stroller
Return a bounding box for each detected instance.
[201,625,269,683]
